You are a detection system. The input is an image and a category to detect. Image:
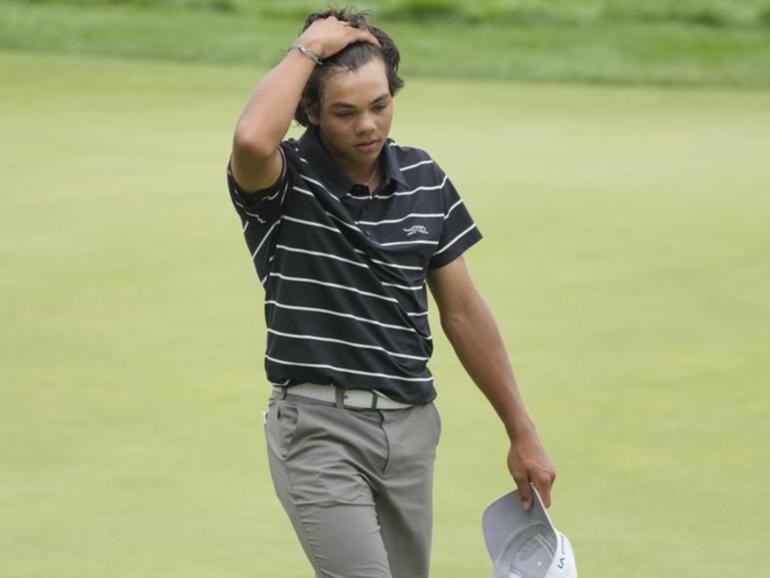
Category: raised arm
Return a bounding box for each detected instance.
[427,256,557,509]
[231,17,380,193]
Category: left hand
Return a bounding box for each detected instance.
[507,427,557,510]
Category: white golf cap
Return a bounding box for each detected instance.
[482,487,577,578]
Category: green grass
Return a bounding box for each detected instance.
[14,0,770,28]
[2,50,769,577]
[2,0,770,86]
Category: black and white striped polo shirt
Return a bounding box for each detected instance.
[227,127,482,404]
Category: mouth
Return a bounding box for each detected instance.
[354,139,380,152]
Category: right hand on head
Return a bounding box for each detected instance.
[295,16,381,61]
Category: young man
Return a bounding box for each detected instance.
[227,9,556,578]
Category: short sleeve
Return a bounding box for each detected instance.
[226,145,289,226]
[428,174,483,269]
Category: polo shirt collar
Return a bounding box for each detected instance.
[298,126,407,196]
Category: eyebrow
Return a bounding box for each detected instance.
[330,93,391,110]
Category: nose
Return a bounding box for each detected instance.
[355,112,377,135]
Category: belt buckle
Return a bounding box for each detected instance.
[341,388,379,410]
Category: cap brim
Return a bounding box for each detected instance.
[482,487,555,562]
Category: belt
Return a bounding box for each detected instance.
[273,383,414,410]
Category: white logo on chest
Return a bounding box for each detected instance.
[403,224,429,236]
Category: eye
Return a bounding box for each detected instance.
[372,104,387,113]
[335,111,354,119]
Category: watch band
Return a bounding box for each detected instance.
[288,43,324,65]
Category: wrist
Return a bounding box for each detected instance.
[294,36,325,59]
[504,412,536,442]
[288,42,323,65]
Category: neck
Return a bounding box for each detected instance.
[345,158,379,186]
[317,128,381,191]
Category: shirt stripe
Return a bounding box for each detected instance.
[445,198,463,219]
[276,244,369,268]
[357,212,444,226]
[251,218,281,259]
[347,175,449,200]
[266,355,435,383]
[268,272,400,304]
[282,214,340,233]
[400,159,434,172]
[267,328,429,361]
[434,223,479,256]
[265,299,429,336]
[382,281,425,291]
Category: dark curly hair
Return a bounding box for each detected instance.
[294,8,405,127]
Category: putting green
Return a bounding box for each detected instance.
[1,50,768,577]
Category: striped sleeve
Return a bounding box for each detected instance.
[226,146,289,226]
[428,173,483,269]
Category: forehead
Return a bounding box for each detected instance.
[321,58,389,106]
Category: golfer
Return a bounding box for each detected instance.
[226,9,556,578]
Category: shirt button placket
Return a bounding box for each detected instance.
[358,185,375,241]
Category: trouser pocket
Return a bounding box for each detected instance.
[265,400,301,460]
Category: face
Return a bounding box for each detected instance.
[309,58,394,175]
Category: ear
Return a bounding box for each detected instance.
[305,104,320,126]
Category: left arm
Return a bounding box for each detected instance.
[427,256,556,509]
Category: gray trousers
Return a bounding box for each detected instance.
[264,389,441,578]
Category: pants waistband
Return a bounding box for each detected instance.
[272,383,414,410]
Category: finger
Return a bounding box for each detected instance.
[343,23,379,46]
[364,31,382,47]
[514,473,532,510]
[534,477,552,509]
[350,29,380,47]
